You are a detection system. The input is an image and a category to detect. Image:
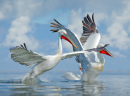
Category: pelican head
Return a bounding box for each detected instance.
[98,44,114,57]
[57,29,67,36]
[53,29,77,48]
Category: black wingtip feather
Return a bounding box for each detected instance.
[23,43,27,50]
[87,14,93,23]
[84,17,90,25]
[92,13,95,24]
[50,29,59,32]
[20,45,24,48]
[54,19,62,26]
[82,21,90,29]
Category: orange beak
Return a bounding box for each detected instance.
[99,48,114,57]
[61,35,77,48]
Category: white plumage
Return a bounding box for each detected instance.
[10,29,87,83]
[51,14,114,81]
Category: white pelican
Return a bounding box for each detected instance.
[51,14,114,81]
[10,29,89,83]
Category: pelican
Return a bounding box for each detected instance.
[50,14,114,81]
[10,29,89,83]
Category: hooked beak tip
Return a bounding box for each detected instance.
[73,45,77,48]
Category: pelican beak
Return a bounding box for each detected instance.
[99,48,114,57]
[61,35,77,48]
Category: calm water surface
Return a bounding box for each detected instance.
[0,72,130,96]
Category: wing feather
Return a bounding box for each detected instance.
[50,19,65,32]
[80,14,98,45]
[61,51,85,60]
[10,43,46,67]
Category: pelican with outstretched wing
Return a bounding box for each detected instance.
[51,14,114,81]
[10,29,89,83]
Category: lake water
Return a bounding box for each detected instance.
[0,72,130,96]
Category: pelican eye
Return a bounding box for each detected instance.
[63,32,65,34]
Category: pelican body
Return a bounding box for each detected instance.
[10,29,87,83]
[51,14,114,81]
[21,34,63,82]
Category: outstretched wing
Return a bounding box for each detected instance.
[80,14,98,45]
[50,19,67,32]
[10,43,46,67]
[61,51,86,60]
